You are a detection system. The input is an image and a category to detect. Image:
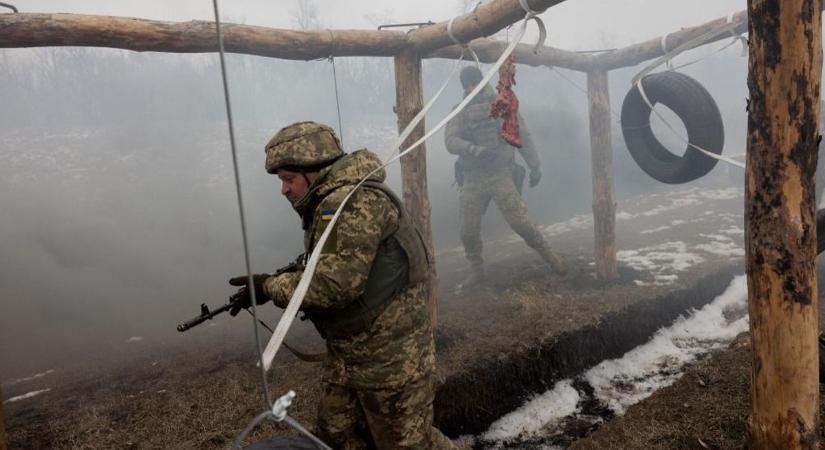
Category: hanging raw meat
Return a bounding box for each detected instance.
[489,54,522,148]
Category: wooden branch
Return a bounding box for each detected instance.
[0,13,408,59]
[594,10,748,70]
[406,0,567,53]
[745,0,821,448]
[428,38,597,72]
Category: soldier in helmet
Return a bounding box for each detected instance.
[445,66,568,287]
[229,122,466,450]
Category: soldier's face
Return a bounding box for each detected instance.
[276,169,310,204]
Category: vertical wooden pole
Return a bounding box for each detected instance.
[393,49,437,327]
[586,69,618,281]
[745,0,821,448]
[0,385,7,450]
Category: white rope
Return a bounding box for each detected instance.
[660,33,673,69]
[448,15,482,70]
[261,13,535,372]
[634,77,745,169]
[632,17,741,86]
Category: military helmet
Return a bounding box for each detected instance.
[265,121,344,174]
[460,66,483,89]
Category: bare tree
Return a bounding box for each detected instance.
[292,0,323,31]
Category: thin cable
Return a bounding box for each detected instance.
[327,29,345,148]
[211,0,272,408]
[548,67,622,121]
[330,56,345,148]
[233,411,272,450]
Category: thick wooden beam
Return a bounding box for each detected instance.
[393,49,438,327]
[406,0,566,53]
[586,70,617,281]
[595,10,748,71]
[0,0,571,60]
[428,38,597,72]
[0,13,407,59]
[745,0,821,448]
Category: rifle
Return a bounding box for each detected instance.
[177,261,302,333]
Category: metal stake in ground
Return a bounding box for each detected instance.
[745,0,821,448]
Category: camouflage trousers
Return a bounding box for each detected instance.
[459,170,551,265]
[316,375,468,450]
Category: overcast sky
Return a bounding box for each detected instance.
[16,0,746,50]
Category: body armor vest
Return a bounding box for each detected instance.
[303,181,430,338]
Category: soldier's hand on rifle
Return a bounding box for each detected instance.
[529,167,542,187]
[228,273,270,316]
[468,144,497,163]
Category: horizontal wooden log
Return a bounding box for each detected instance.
[594,10,748,70]
[0,13,408,59]
[428,38,597,72]
[406,0,566,53]
[0,0,570,60]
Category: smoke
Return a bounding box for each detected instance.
[0,33,750,377]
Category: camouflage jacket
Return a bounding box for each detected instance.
[263,150,435,389]
[444,84,540,176]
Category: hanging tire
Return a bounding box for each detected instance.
[621,72,725,184]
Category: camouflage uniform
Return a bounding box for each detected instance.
[445,85,567,279]
[261,122,465,450]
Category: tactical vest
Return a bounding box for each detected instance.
[303,180,430,338]
[462,102,502,149]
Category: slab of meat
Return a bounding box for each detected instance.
[489,54,521,148]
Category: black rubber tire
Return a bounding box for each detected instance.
[621,72,725,184]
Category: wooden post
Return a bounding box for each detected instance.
[0,385,7,450]
[586,70,618,281]
[393,49,438,326]
[745,0,821,448]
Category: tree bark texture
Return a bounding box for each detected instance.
[393,50,438,327]
[745,0,822,449]
[586,70,618,281]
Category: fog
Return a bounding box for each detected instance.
[0,0,751,378]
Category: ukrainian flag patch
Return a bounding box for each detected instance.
[320,209,336,220]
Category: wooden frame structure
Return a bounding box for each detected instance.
[0,2,821,447]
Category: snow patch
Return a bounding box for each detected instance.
[125,336,144,343]
[3,388,51,404]
[483,380,581,441]
[587,275,748,414]
[480,275,748,444]
[618,241,704,285]
[3,369,55,387]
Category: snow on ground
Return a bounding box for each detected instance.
[480,275,748,446]
[484,380,581,441]
[618,241,705,286]
[2,369,55,387]
[3,388,51,404]
[586,275,748,414]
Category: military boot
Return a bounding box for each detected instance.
[538,246,568,276]
[460,261,485,288]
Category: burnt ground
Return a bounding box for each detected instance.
[2,183,774,449]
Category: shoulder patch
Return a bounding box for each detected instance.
[320,208,336,221]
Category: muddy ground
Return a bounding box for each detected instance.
[3,183,789,449]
